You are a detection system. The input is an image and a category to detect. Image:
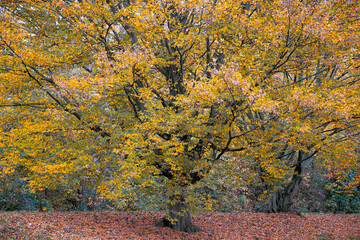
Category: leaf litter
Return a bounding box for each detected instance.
[0,212,359,239]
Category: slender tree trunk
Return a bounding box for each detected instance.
[157,196,201,233]
[258,151,304,213]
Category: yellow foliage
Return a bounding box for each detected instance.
[0,0,359,212]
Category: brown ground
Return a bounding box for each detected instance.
[0,212,359,239]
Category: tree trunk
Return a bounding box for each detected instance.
[157,196,201,233]
[258,151,305,213]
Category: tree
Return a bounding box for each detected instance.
[1,0,359,232]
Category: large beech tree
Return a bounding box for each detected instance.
[1,0,360,232]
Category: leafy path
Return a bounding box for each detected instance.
[0,212,359,239]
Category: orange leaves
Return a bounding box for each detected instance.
[0,0,359,219]
[1,212,360,239]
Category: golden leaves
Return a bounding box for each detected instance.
[0,0,359,213]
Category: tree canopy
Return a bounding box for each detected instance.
[1,0,359,232]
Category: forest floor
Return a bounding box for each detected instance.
[0,211,359,239]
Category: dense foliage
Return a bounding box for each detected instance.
[1,0,359,232]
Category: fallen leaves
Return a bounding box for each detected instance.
[0,212,359,239]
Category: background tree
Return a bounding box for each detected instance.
[1,0,359,232]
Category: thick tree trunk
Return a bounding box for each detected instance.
[258,151,305,213]
[260,172,302,213]
[157,197,201,233]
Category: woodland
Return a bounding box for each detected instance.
[0,0,360,237]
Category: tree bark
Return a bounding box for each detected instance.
[258,151,304,213]
[157,196,201,233]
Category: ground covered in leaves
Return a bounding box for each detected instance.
[0,212,359,239]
